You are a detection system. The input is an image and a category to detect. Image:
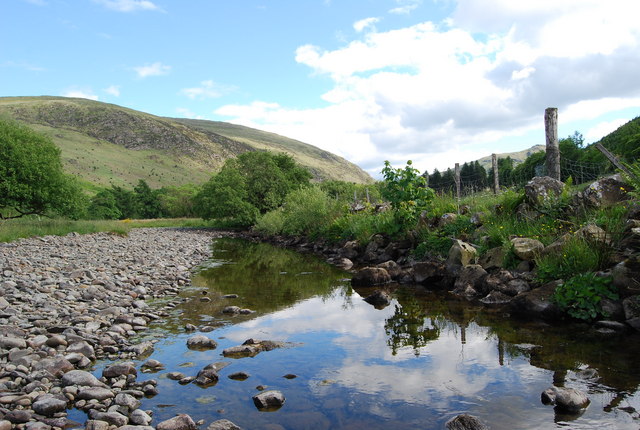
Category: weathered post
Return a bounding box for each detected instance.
[492,153,499,194]
[454,162,461,213]
[545,107,560,181]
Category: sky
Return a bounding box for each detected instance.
[3,0,640,178]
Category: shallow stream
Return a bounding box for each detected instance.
[104,238,640,429]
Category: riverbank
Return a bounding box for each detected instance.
[0,228,234,429]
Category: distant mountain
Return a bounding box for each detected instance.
[474,144,546,171]
[0,96,373,190]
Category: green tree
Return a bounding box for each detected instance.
[194,151,312,226]
[0,119,85,219]
[134,179,163,219]
[158,184,198,218]
[87,189,121,220]
[110,185,138,219]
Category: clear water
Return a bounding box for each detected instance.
[102,238,640,429]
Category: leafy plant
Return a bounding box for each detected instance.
[552,273,618,321]
[535,237,604,283]
[381,160,434,227]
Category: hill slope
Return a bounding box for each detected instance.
[475,144,546,171]
[0,96,373,189]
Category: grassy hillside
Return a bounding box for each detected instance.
[475,144,546,170]
[0,96,373,189]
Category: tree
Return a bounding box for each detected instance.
[194,151,312,226]
[0,119,85,219]
[158,184,198,218]
[87,189,121,220]
[134,179,163,219]
[381,160,434,226]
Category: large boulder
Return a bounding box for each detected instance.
[186,335,218,350]
[479,246,505,270]
[452,265,487,299]
[351,267,391,286]
[156,414,197,430]
[578,174,633,208]
[524,176,565,207]
[509,281,563,320]
[612,256,640,297]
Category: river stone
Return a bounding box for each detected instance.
[4,410,32,424]
[445,414,489,430]
[129,409,153,426]
[32,397,68,417]
[85,420,110,430]
[541,386,590,412]
[509,281,563,320]
[363,290,392,309]
[0,336,27,349]
[89,411,129,427]
[186,335,218,350]
[61,370,104,387]
[222,306,241,314]
[156,414,197,430]
[252,390,285,410]
[479,246,505,270]
[377,260,402,279]
[0,421,11,430]
[45,334,67,347]
[77,387,115,401]
[351,267,391,286]
[411,260,447,285]
[206,419,243,430]
[115,393,141,410]
[194,368,219,387]
[33,357,74,377]
[480,291,513,305]
[102,362,137,378]
[126,341,154,357]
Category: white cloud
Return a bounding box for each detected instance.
[216,0,640,175]
[176,107,205,120]
[104,85,120,97]
[389,0,421,15]
[133,62,171,78]
[179,80,232,100]
[584,118,629,143]
[92,0,160,12]
[353,17,380,33]
[62,89,99,101]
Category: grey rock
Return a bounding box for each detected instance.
[156,414,197,430]
[0,336,27,349]
[77,387,115,401]
[351,267,391,286]
[206,419,243,430]
[541,386,590,412]
[445,414,489,430]
[363,290,392,309]
[252,390,285,410]
[84,420,110,430]
[89,411,129,427]
[186,335,218,350]
[194,368,219,387]
[61,370,104,387]
[129,409,153,426]
[115,392,141,410]
[32,397,68,417]
[102,362,137,379]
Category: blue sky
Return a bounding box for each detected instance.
[3,0,640,178]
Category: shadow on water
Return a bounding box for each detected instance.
[121,238,640,429]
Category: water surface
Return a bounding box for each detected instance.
[127,238,640,429]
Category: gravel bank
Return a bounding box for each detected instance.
[0,228,226,429]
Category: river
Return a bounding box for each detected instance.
[104,237,640,429]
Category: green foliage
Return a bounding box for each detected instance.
[413,216,474,258]
[535,237,605,283]
[381,160,434,227]
[621,161,640,199]
[87,189,122,220]
[134,179,164,219]
[319,180,382,204]
[552,273,618,321]
[194,151,312,227]
[255,186,340,237]
[158,184,199,218]
[326,210,403,244]
[0,119,86,219]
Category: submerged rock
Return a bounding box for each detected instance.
[363,290,392,309]
[541,386,590,412]
[351,267,391,286]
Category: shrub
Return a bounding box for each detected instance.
[552,273,618,321]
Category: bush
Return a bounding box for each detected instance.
[552,273,618,321]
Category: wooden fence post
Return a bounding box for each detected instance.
[492,153,499,194]
[595,143,638,180]
[455,163,461,212]
[545,107,561,180]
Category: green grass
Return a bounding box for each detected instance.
[0,217,216,243]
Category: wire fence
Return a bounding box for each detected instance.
[427,157,612,197]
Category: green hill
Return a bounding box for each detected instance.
[475,144,546,171]
[0,96,373,190]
